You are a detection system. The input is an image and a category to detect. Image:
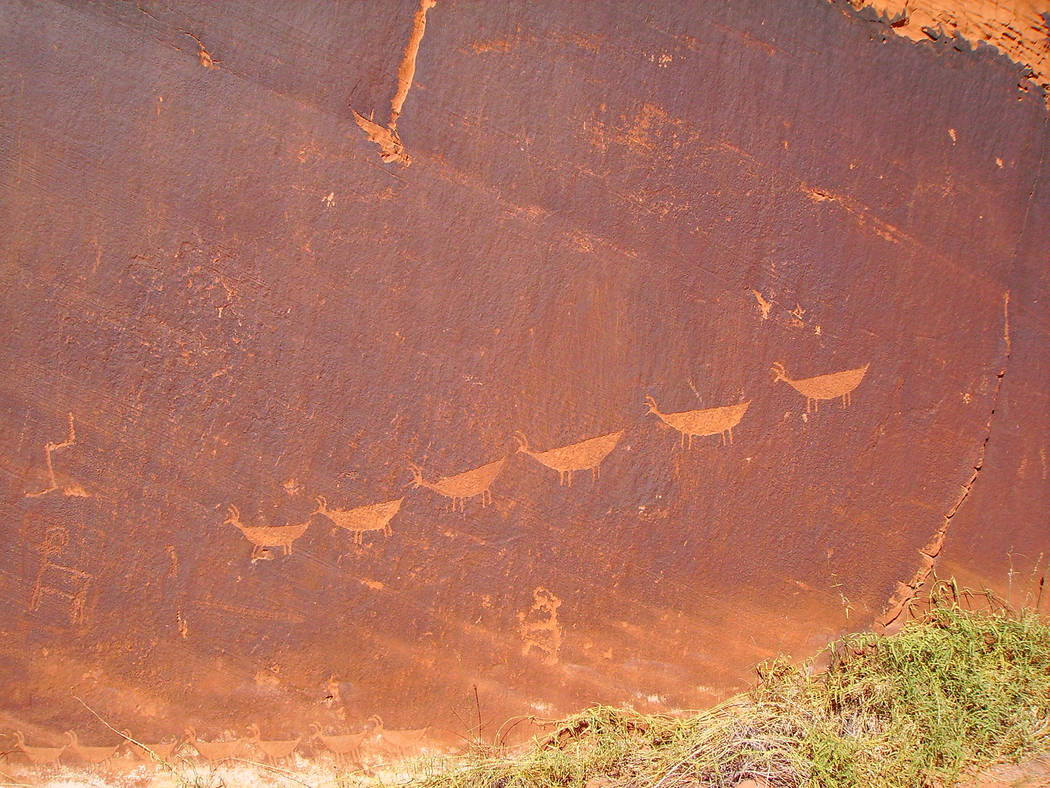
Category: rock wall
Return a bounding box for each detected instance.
[1,0,1047,756]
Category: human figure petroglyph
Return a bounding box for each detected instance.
[770,362,869,412]
[518,587,562,665]
[645,396,750,447]
[223,504,312,561]
[513,430,623,486]
[28,526,93,627]
[26,413,88,498]
[312,495,402,545]
[408,457,506,511]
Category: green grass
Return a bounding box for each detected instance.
[416,584,1050,788]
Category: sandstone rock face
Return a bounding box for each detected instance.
[1,0,1047,757]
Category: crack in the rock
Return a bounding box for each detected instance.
[876,292,1011,631]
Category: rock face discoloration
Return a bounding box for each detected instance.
[1,0,1047,770]
[844,0,1050,100]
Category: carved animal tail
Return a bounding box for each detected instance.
[644,395,660,415]
[512,431,530,453]
[225,504,240,524]
[770,362,787,382]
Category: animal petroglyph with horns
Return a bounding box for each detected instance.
[645,396,751,447]
[770,362,869,412]
[312,495,403,545]
[408,457,506,511]
[513,430,623,485]
[223,505,312,561]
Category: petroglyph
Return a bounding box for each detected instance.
[369,716,433,759]
[518,587,562,664]
[25,413,89,498]
[184,727,243,763]
[514,430,623,485]
[351,0,436,165]
[790,303,807,326]
[196,598,305,625]
[28,526,92,627]
[409,457,506,511]
[64,730,120,766]
[771,362,870,413]
[312,495,402,545]
[311,724,370,765]
[645,396,751,447]
[751,289,774,320]
[223,504,311,561]
[10,732,65,765]
[247,723,299,766]
[123,731,180,763]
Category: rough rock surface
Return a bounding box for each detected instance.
[1,0,1047,772]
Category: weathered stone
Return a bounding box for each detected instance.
[1,0,1046,762]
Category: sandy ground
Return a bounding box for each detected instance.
[3,752,1049,787]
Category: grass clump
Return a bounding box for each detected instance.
[420,585,1050,788]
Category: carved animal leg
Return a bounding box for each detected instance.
[384,523,393,538]
[680,432,686,449]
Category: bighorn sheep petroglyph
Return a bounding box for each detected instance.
[513,430,623,485]
[247,723,299,765]
[11,731,65,765]
[368,715,432,759]
[312,495,402,545]
[645,396,750,447]
[223,504,311,560]
[310,723,371,765]
[64,730,120,766]
[121,729,180,762]
[184,726,243,763]
[770,362,869,412]
[408,458,506,511]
